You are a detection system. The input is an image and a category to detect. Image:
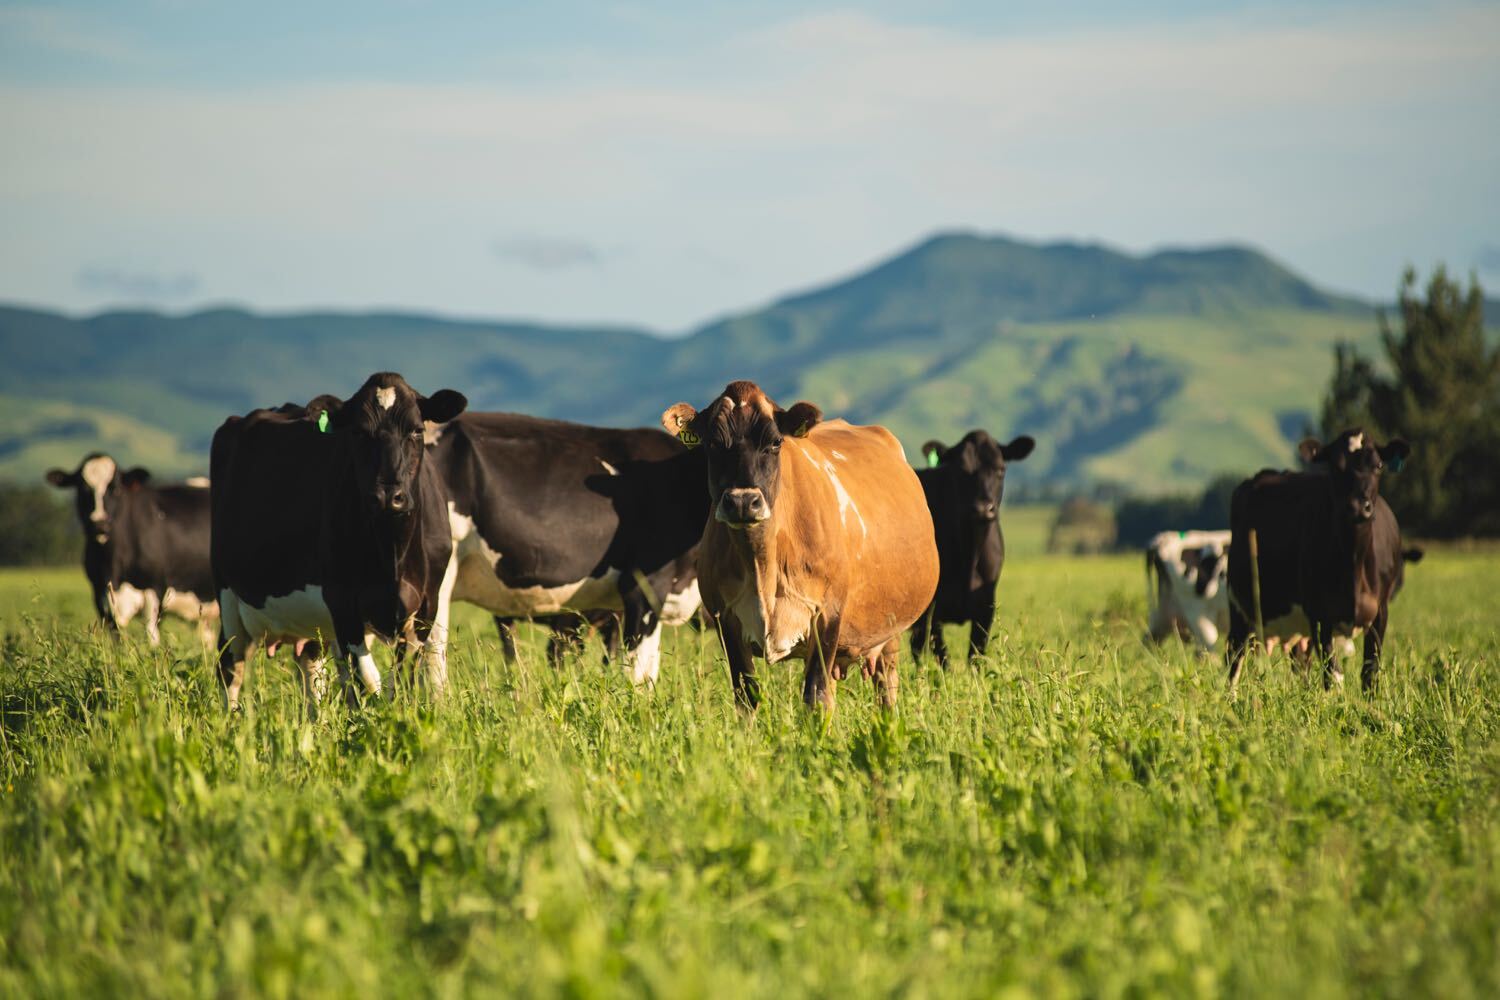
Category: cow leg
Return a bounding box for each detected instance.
[546,613,588,669]
[1313,621,1342,689]
[620,574,665,686]
[142,589,162,647]
[869,636,901,709]
[716,615,760,712]
[802,617,840,714]
[1362,609,1388,693]
[98,580,127,635]
[295,639,328,719]
[493,617,520,664]
[1225,604,1250,691]
[599,614,621,660]
[909,607,932,664]
[968,598,996,665]
[419,544,459,696]
[217,591,250,712]
[930,622,950,670]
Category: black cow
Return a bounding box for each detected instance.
[211,375,466,711]
[46,453,217,644]
[909,430,1034,666]
[426,412,707,685]
[1226,428,1412,691]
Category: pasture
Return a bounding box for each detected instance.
[1,544,1497,997]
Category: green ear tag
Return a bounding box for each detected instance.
[926,450,940,468]
[317,411,330,434]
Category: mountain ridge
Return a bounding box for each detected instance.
[0,231,1457,492]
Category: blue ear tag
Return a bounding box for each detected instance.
[1388,455,1405,473]
[317,411,330,434]
[926,451,940,468]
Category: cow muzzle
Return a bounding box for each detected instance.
[973,502,998,521]
[373,484,411,515]
[1353,498,1374,522]
[716,488,770,527]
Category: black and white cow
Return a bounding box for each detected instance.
[1145,530,1230,651]
[46,454,217,644]
[909,430,1033,666]
[210,375,466,711]
[426,411,707,685]
[1226,429,1413,690]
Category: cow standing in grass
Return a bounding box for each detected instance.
[1226,429,1413,690]
[909,430,1033,666]
[211,376,466,711]
[1145,530,1230,651]
[46,454,218,645]
[663,381,939,713]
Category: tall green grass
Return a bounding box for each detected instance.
[1,553,1497,997]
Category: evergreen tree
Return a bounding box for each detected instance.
[1320,267,1498,536]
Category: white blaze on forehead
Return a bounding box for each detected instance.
[375,386,396,410]
[1348,432,1364,452]
[81,455,116,522]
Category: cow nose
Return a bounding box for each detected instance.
[1361,499,1374,518]
[717,488,768,525]
[387,489,409,512]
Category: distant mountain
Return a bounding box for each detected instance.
[0,232,1407,492]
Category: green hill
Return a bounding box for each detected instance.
[0,232,1400,492]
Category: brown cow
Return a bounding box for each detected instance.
[662,380,939,713]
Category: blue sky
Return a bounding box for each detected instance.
[2,0,1497,330]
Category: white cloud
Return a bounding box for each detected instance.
[0,4,1496,326]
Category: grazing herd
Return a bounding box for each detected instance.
[45,370,1421,712]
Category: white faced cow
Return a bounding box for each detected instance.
[46,453,218,645]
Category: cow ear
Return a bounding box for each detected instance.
[419,389,467,425]
[121,467,151,490]
[1002,435,1035,462]
[661,403,701,448]
[1379,438,1410,472]
[1297,438,1325,466]
[921,441,946,468]
[45,469,73,487]
[776,401,821,438]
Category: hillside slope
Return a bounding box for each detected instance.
[0,233,1388,491]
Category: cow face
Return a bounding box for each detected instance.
[921,431,1034,522]
[1298,429,1410,524]
[662,380,821,528]
[334,373,467,516]
[45,454,149,542]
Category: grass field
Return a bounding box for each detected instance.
[1,547,1498,997]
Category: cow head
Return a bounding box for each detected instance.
[45,453,150,543]
[332,373,466,516]
[921,431,1034,522]
[662,380,821,528]
[1297,428,1410,524]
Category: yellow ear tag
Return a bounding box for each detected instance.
[789,422,811,438]
[678,428,700,447]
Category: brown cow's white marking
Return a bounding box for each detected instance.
[81,454,115,529]
[376,386,396,410]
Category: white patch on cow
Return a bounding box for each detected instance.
[624,621,663,685]
[222,584,336,647]
[108,583,145,628]
[347,642,384,697]
[375,386,396,410]
[822,460,866,538]
[599,459,620,476]
[1348,432,1364,452]
[727,583,768,655]
[449,504,623,616]
[660,579,701,626]
[184,476,210,488]
[1145,530,1231,651]
[830,450,846,461]
[81,455,115,524]
[423,527,460,695]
